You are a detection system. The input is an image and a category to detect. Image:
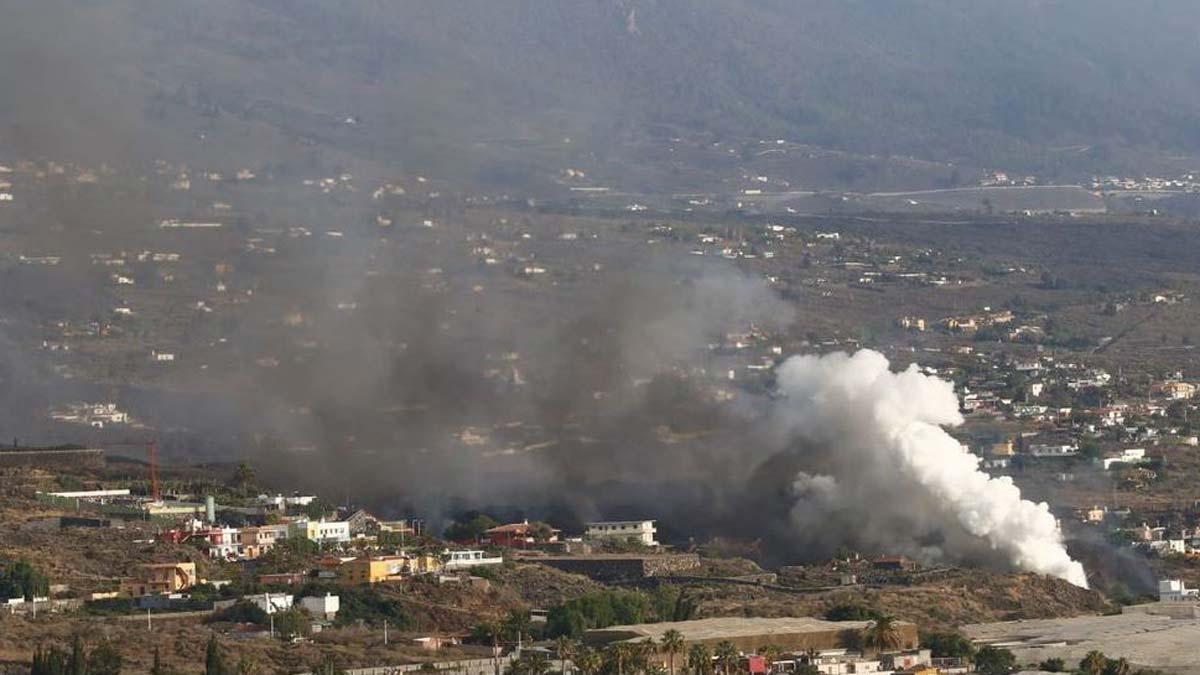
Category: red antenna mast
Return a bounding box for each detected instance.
[147,440,160,501]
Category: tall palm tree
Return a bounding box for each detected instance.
[606,643,634,675]
[525,653,552,675]
[503,610,534,650]
[575,648,603,675]
[713,642,738,675]
[555,637,576,675]
[634,639,657,674]
[1079,651,1107,675]
[860,616,903,654]
[686,645,712,675]
[661,630,685,675]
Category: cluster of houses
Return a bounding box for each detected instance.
[161,503,425,562]
[1114,521,1200,558]
[48,402,135,429]
[1092,173,1200,193]
[106,560,340,627]
[951,351,1199,480]
[477,519,659,549]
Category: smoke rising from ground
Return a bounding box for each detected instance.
[772,350,1089,587]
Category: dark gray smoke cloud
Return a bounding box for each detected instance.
[238,248,796,524]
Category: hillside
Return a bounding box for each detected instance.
[3,1,1200,189]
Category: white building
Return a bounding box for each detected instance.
[1028,443,1078,457]
[584,520,658,547]
[250,592,294,615]
[257,493,317,510]
[44,489,131,500]
[290,519,351,544]
[1099,448,1147,470]
[206,527,241,559]
[1159,579,1199,603]
[443,550,504,571]
[299,593,339,620]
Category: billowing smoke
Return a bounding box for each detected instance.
[772,349,1089,587]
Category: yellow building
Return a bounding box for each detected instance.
[121,562,197,596]
[342,556,408,584]
[339,554,445,584]
[990,440,1015,457]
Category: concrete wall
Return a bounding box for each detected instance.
[538,554,700,582]
[300,656,515,675]
[1121,603,1200,619]
[586,624,919,655]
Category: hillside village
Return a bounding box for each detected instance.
[8,145,1200,674]
[0,453,1117,675]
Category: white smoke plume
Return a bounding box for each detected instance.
[774,349,1088,588]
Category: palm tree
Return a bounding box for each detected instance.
[1079,651,1107,675]
[713,642,738,675]
[606,644,634,675]
[503,610,534,649]
[1105,657,1131,675]
[634,639,657,674]
[686,645,712,675]
[525,653,552,675]
[232,462,257,493]
[555,637,576,675]
[661,630,685,675]
[508,653,552,675]
[575,649,603,675]
[860,616,902,654]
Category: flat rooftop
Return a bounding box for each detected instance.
[965,612,1200,674]
[589,617,878,642]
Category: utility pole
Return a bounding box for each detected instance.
[147,608,152,631]
[384,619,389,646]
[270,612,275,639]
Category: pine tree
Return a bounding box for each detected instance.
[68,635,88,675]
[88,641,122,675]
[151,648,166,675]
[33,645,69,675]
[205,636,227,675]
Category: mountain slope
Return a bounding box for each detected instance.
[2,1,1199,183]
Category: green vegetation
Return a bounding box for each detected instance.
[206,600,309,640]
[506,652,551,675]
[921,631,975,659]
[85,596,211,616]
[205,635,228,675]
[823,603,884,622]
[302,498,332,521]
[860,616,903,653]
[545,587,696,639]
[252,537,320,574]
[973,646,1016,675]
[208,600,268,625]
[1075,651,1161,675]
[444,512,498,542]
[686,645,712,675]
[0,559,49,601]
[31,636,122,675]
[272,607,311,640]
[295,582,411,629]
